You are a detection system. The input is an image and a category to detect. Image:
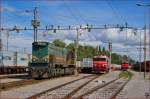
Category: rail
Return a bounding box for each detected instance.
[27,74,96,99]
[80,71,131,99]
[0,79,47,90]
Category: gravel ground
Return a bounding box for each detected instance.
[38,76,96,99]
[116,70,150,99]
[0,74,92,99]
[72,71,121,98]
[0,78,25,83]
[83,78,128,99]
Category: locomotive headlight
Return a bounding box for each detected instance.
[44,58,48,61]
[33,58,36,61]
[94,64,97,67]
[102,64,106,67]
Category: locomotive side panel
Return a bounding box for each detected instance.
[29,42,75,79]
[48,44,67,66]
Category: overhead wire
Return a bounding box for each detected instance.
[105,0,126,24]
[63,1,82,24]
[106,0,136,61]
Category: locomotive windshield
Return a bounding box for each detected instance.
[33,45,46,51]
[93,58,106,61]
[32,42,48,51]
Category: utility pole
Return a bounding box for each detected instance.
[74,29,79,76]
[137,47,142,74]
[0,29,2,51]
[0,27,18,65]
[109,41,112,72]
[139,30,142,74]
[136,3,150,78]
[136,3,150,96]
[144,25,146,78]
[0,25,2,66]
[5,29,18,51]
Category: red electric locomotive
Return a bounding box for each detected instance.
[93,55,110,73]
[121,61,129,71]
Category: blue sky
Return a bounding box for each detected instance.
[1,0,148,27]
[1,0,150,61]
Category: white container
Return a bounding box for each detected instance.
[76,61,82,67]
[17,53,30,67]
[0,51,30,67]
[82,58,93,68]
[1,51,14,66]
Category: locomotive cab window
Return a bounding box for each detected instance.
[32,42,48,51]
[93,58,106,61]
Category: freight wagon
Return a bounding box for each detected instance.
[0,51,30,74]
[29,42,75,79]
[81,58,93,73]
[132,61,150,72]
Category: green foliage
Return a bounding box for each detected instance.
[52,39,66,48]
[111,53,120,64]
[77,45,97,61]
[119,71,132,79]
[102,47,106,55]
[52,39,135,64]
[66,43,75,52]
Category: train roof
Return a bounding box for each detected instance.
[93,55,108,59]
[32,41,67,51]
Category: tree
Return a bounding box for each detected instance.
[66,43,75,51]
[53,39,66,48]
[102,47,106,55]
[52,39,136,64]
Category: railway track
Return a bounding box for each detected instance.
[72,77,118,98]
[82,77,129,99]
[0,75,90,91]
[0,73,28,79]
[0,78,47,90]
[27,75,99,99]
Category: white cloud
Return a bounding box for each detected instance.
[1,31,33,53]
[41,27,150,60]
[1,24,149,61]
[2,6,15,13]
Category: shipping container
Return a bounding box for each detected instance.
[76,61,82,68]
[0,51,30,67]
[82,58,93,68]
[17,53,30,67]
[0,51,14,66]
[81,58,93,73]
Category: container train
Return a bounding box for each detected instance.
[29,42,75,78]
[93,55,110,73]
[0,51,30,74]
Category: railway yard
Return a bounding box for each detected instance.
[0,70,149,99]
[0,0,150,99]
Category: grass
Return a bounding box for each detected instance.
[119,71,132,79]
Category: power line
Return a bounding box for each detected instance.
[105,0,126,24]
[63,1,85,24]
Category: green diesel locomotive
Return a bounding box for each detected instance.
[29,42,75,78]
